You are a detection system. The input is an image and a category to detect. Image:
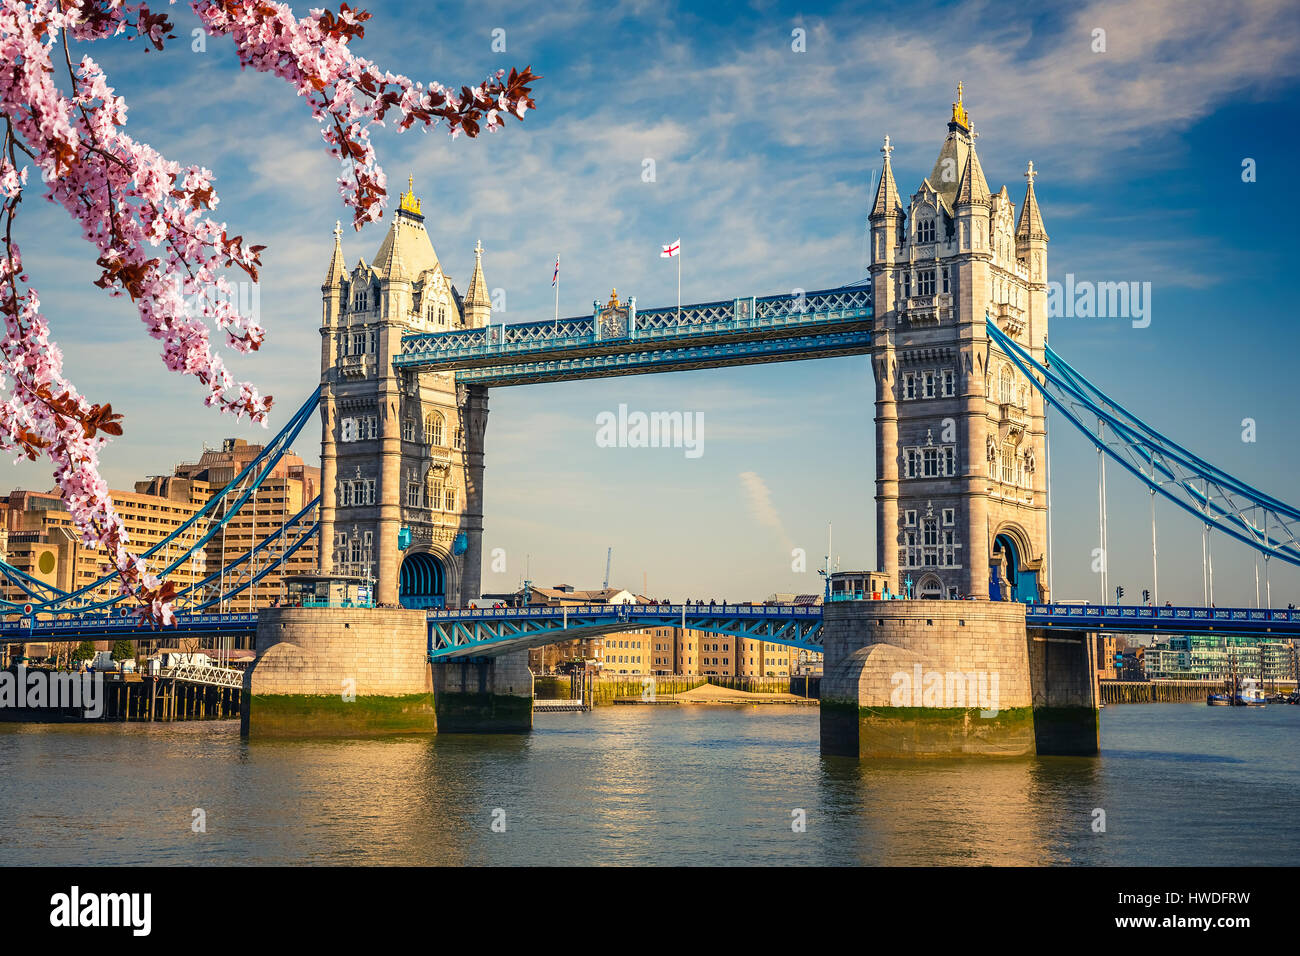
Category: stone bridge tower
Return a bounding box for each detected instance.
[869,85,1050,603]
[318,179,490,607]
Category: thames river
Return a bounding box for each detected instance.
[0,703,1295,865]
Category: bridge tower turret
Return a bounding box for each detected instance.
[317,178,489,608]
[868,136,904,586]
[318,220,348,574]
[870,85,1049,602]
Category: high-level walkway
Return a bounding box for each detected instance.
[394,285,873,385]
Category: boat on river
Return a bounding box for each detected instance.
[1234,678,1267,707]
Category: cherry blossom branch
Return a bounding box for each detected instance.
[0,0,539,624]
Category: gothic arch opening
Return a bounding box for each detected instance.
[990,531,1038,603]
[399,551,446,609]
[916,573,944,599]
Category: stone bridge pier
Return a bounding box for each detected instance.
[820,599,1098,758]
[431,652,533,733]
[241,608,533,737]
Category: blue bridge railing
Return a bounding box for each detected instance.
[427,602,824,659]
[1025,603,1300,633]
[0,611,260,642]
[395,284,872,372]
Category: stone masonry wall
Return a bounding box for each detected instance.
[246,607,432,697]
[432,650,532,699]
[822,599,1032,709]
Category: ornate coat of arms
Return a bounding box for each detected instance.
[597,288,630,338]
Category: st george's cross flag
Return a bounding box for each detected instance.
[660,239,680,258]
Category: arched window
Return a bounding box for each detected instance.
[999,365,1014,404]
[426,475,443,510]
[917,217,936,243]
[437,305,447,324]
[1001,442,1016,484]
[424,412,444,446]
[402,419,414,442]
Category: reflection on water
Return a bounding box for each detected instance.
[0,702,1294,865]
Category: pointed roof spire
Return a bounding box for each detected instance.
[1016,160,1048,240]
[950,80,971,131]
[372,176,440,280]
[869,135,903,219]
[323,219,347,287]
[955,144,990,206]
[464,239,490,308]
[398,174,423,217]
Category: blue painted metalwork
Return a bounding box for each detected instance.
[0,390,322,615]
[185,506,320,612]
[394,284,873,379]
[10,599,1293,653]
[988,319,1300,567]
[452,331,874,387]
[428,599,1298,660]
[1026,603,1300,636]
[0,611,259,644]
[427,602,824,660]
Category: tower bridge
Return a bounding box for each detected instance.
[3,87,1298,753]
[311,85,1055,614]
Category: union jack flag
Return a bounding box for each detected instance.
[552,255,560,287]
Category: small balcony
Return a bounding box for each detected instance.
[994,301,1026,337]
[903,292,953,326]
[998,403,1028,429]
[339,354,375,379]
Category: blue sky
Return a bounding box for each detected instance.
[12,0,1300,605]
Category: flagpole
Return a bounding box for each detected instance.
[553,254,559,332]
[677,242,681,323]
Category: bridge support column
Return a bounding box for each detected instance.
[242,607,436,737]
[431,651,533,733]
[1026,627,1100,755]
[820,600,1097,758]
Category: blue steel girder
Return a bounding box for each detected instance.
[0,389,323,615]
[1028,603,1300,636]
[394,284,873,376]
[427,603,824,660]
[988,318,1300,568]
[0,611,259,645]
[448,331,873,388]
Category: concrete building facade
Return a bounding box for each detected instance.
[0,488,208,603]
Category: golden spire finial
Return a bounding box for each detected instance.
[606,288,620,309]
[951,81,970,130]
[398,174,422,215]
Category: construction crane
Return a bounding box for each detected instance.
[603,547,612,590]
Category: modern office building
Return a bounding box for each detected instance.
[0,436,320,612]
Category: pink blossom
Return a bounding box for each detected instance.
[0,0,537,624]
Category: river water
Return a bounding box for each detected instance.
[0,702,1294,866]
